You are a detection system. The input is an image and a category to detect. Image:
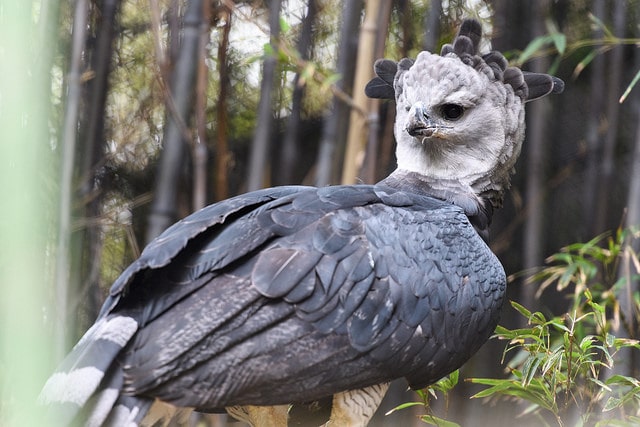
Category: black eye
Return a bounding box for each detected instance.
[441,104,464,120]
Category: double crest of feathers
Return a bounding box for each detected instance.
[365,19,564,103]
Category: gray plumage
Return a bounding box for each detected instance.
[40,18,563,426]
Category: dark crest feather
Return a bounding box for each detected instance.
[364,59,397,99]
[457,18,482,51]
[522,72,565,101]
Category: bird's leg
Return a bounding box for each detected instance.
[225,404,289,427]
[325,383,390,427]
[141,399,192,426]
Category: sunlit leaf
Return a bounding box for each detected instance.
[579,335,596,352]
[589,377,612,392]
[385,401,424,415]
[603,396,623,412]
[613,337,640,350]
[605,375,640,388]
[619,68,640,103]
[279,17,291,33]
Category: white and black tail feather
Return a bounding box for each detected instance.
[39,315,149,426]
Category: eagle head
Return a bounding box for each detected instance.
[366,19,563,211]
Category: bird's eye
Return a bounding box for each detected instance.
[441,104,464,120]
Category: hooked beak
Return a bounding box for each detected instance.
[405,103,436,137]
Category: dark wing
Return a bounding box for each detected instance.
[41,185,315,424]
[42,184,505,424]
[99,185,314,319]
[121,185,505,410]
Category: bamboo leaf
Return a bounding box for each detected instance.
[510,300,533,319]
[279,17,291,33]
[552,33,566,55]
[605,375,640,388]
[588,12,614,39]
[469,385,506,399]
[602,396,622,412]
[619,68,640,103]
[385,401,424,415]
[517,35,552,65]
[420,414,461,427]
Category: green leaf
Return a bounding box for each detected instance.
[320,72,341,92]
[613,337,640,350]
[588,377,612,392]
[279,17,291,33]
[605,374,640,388]
[493,325,512,336]
[588,12,614,39]
[385,401,424,415]
[446,369,459,388]
[579,335,596,352]
[619,68,640,104]
[420,414,461,427]
[522,355,543,387]
[470,377,557,412]
[510,301,533,319]
[517,34,552,65]
[551,32,566,55]
[263,42,275,57]
[469,379,516,398]
[545,19,566,55]
[548,55,562,76]
[602,396,623,412]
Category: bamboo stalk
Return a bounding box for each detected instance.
[341,0,381,185]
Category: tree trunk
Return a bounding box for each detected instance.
[621,115,640,339]
[215,4,233,201]
[55,0,89,358]
[193,0,212,211]
[247,0,282,191]
[422,0,442,51]
[608,3,640,382]
[315,0,363,187]
[584,0,606,235]
[74,0,121,330]
[341,0,382,185]
[609,121,640,377]
[168,0,181,66]
[146,0,203,242]
[360,0,392,184]
[0,3,60,423]
[594,1,626,233]
[278,0,317,186]
[522,0,549,307]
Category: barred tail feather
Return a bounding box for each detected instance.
[39,315,139,425]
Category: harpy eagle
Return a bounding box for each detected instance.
[40,19,564,426]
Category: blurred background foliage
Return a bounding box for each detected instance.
[2,0,640,425]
